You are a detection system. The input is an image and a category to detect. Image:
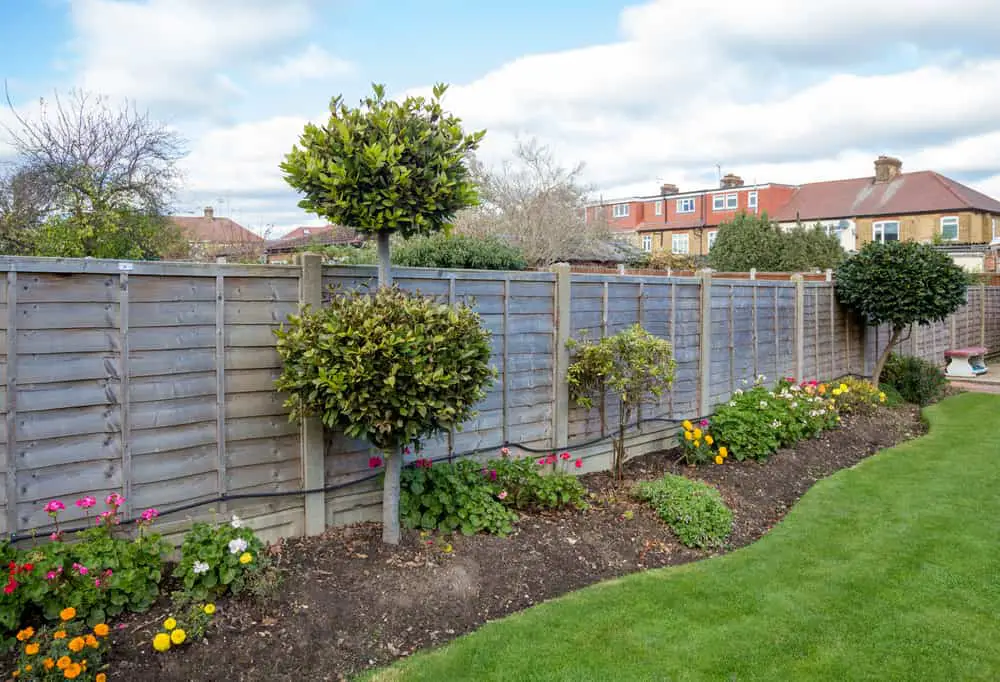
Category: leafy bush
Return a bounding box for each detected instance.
[393,234,527,270]
[677,419,729,465]
[568,325,675,480]
[708,214,845,272]
[11,608,111,681]
[399,453,587,536]
[172,515,267,602]
[882,353,947,406]
[633,475,733,549]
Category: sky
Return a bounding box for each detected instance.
[2,0,1000,237]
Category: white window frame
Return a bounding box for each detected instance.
[712,194,726,211]
[671,233,689,254]
[641,234,652,252]
[677,197,695,214]
[726,192,738,210]
[707,230,718,251]
[714,193,738,211]
[654,200,663,216]
[748,191,758,210]
[873,220,900,243]
[612,203,630,218]
[940,216,959,241]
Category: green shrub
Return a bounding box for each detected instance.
[393,234,527,270]
[633,474,733,549]
[877,382,906,407]
[172,515,268,602]
[495,455,587,511]
[882,353,947,406]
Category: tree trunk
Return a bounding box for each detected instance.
[382,448,402,545]
[377,231,392,287]
[614,403,630,482]
[871,325,903,386]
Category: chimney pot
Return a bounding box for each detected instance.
[659,183,679,196]
[720,173,744,189]
[204,206,215,219]
[874,155,902,183]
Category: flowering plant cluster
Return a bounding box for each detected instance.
[151,602,216,654]
[826,377,887,414]
[10,607,110,681]
[677,419,729,466]
[172,515,265,602]
[0,495,169,639]
[399,449,587,536]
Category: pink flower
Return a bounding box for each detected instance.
[49,532,62,542]
[43,500,65,514]
[75,496,97,509]
[368,456,383,469]
[96,510,118,525]
[72,563,89,576]
[94,578,101,588]
[500,447,510,457]
[45,570,59,581]
[498,491,508,500]
[545,455,557,465]
[575,458,583,469]
[403,446,411,455]
[105,492,124,508]
[139,508,159,522]
[117,623,126,630]
[560,452,571,460]
[700,419,709,428]
[785,376,795,383]
[537,458,547,466]
[104,569,112,577]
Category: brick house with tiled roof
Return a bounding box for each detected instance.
[169,207,264,259]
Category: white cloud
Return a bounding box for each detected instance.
[259,45,354,84]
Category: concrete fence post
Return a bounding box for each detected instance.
[792,274,805,381]
[698,269,713,416]
[551,262,572,449]
[299,253,326,535]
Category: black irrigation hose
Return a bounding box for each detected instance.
[7,415,706,545]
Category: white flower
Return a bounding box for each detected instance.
[771,420,782,428]
[759,401,768,408]
[228,538,249,555]
[728,401,737,407]
[734,389,744,396]
[192,561,210,575]
[230,514,243,529]
[790,385,801,392]
[790,402,798,408]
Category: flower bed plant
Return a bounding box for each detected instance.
[10,606,111,681]
[632,474,733,549]
[172,515,270,603]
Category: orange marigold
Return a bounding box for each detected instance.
[43,658,55,671]
[68,636,85,653]
[53,631,67,639]
[56,656,71,670]
[16,627,34,641]
[59,607,76,622]
[96,674,107,682]
[93,623,110,637]
[85,634,99,648]
[25,643,39,655]
[63,662,82,679]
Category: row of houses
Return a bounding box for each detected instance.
[587,156,1000,270]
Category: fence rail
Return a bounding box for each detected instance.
[0,255,997,543]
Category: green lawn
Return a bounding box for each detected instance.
[370,393,1000,682]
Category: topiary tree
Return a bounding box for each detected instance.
[708,213,785,271]
[567,325,676,482]
[281,82,484,287]
[274,287,495,544]
[836,240,968,384]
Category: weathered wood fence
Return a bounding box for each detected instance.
[0,255,997,543]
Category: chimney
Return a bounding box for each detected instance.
[659,183,679,196]
[203,206,215,219]
[874,155,902,183]
[720,173,744,189]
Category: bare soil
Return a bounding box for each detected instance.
[94,406,924,681]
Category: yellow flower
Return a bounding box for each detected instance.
[682,420,693,431]
[24,665,31,673]
[68,636,85,653]
[239,552,253,565]
[152,633,171,652]
[684,431,692,441]
[16,627,34,642]
[93,623,109,637]
[53,631,67,640]
[879,392,887,402]
[693,428,702,440]
[25,643,39,655]
[56,656,71,670]
[64,662,82,679]
[693,440,700,448]
[203,603,216,615]
[85,634,99,649]
[839,383,848,392]
[163,617,177,630]
[705,435,714,445]
[97,674,107,682]
[12,671,18,678]
[59,607,76,622]
[714,455,724,465]
[818,384,827,394]
[719,447,728,458]
[170,628,186,645]
[832,388,841,396]
[43,658,54,671]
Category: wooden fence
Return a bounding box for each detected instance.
[0,255,997,544]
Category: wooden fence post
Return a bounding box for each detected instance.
[698,269,712,417]
[299,253,326,535]
[792,274,805,381]
[551,263,572,449]
[980,281,987,347]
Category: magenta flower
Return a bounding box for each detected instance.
[575,458,583,469]
[45,571,58,580]
[94,578,101,588]
[139,508,159,522]
[560,452,571,460]
[106,492,124,508]
[49,532,62,542]
[700,419,709,428]
[546,455,557,465]
[43,500,65,514]
[75,496,97,509]
[537,458,547,466]
[498,491,508,500]
[72,562,89,576]
[368,456,383,469]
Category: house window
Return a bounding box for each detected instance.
[748,191,758,210]
[714,193,738,211]
[727,193,738,210]
[708,230,718,251]
[712,194,725,211]
[641,235,652,252]
[677,198,695,213]
[873,221,900,243]
[612,203,630,218]
[654,200,663,216]
[940,216,959,241]
[672,233,689,254]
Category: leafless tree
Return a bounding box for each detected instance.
[454,138,612,266]
[2,86,186,218]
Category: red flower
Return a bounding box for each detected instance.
[368,456,383,469]
[560,452,571,460]
[545,455,557,465]
[537,458,547,466]
[22,563,33,572]
[4,580,16,594]
[575,458,583,469]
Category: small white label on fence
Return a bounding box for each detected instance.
[117,262,134,271]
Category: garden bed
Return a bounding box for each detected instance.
[95,406,922,681]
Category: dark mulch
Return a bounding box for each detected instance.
[95,406,922,681]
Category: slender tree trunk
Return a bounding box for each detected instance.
[377,231,392,287]
[382,448,402,545]
[871,325,903,387]
[615,403,630,482]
